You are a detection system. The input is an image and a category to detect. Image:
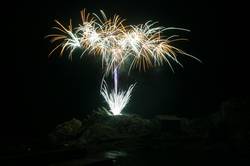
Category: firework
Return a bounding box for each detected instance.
[47,9,199,115]
[101,81,135,115]
[46,20,81,58]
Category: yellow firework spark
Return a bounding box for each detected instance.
[47,9,200,115]
[47,9,199,74]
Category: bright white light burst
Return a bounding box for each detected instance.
[47,9,199,116]
[101,82,135,115]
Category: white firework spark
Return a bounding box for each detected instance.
[101,82,135,115]
[47,9,198,74]
[46,20,81,58]
[47,9,199,115]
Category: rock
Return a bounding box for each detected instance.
[80,123,118,142]
[49,110,160,146]
[155,115,182,133]
[79,113,159,143]
[49,118,83,145]
[220,98,250,149]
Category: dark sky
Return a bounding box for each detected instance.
[3,0,248,144]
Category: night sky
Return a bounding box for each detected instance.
[3,0,248,145]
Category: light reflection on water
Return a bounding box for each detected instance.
[104,150,127,159]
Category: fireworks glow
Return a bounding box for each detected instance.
[101,81,135,116]
[47,9,199,115]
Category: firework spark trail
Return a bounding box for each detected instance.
[47,9,198,74]
[114,67,118,94]
[47,9,199,115]
[101,81,135,115]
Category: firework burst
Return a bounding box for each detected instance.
[47,9,199,115]
[101,81,135,115]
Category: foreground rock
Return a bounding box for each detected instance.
[49,110,160,149]
[49,98,250,151]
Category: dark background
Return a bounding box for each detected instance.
[2,0,248,147]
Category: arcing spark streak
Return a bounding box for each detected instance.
[47,9,199,115]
